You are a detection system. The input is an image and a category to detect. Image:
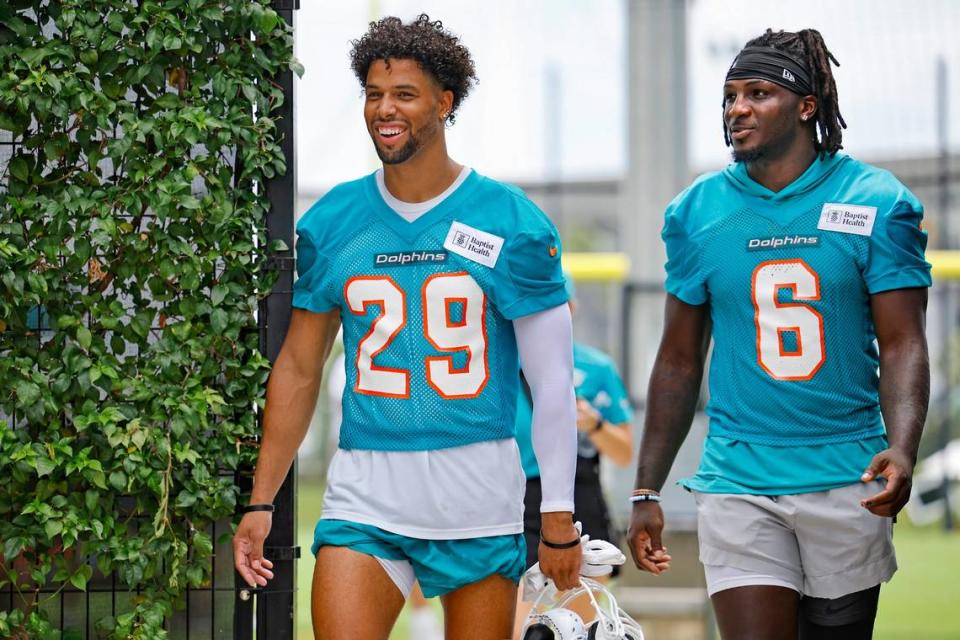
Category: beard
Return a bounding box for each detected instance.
[373,116,442,165]
[731,145,766,163]
[730,122,797,164]
[376,133,419,164]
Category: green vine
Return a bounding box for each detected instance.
[0,1,300,637]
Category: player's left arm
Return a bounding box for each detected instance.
[514,304,582,591]
[861,287,930,517]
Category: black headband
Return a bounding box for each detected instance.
[726,46,813,96]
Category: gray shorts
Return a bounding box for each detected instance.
[694,481,897,599]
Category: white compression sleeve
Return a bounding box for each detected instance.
[513,304,577,513]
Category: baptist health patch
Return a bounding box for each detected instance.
[443,221,504,268]
[817,203,877,236]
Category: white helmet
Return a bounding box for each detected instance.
[522,608,588,640]
[521,534,644,640]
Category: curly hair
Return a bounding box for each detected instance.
[725,28,847,156]
[350,14,477,125]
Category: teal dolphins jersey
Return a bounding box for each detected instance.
[516,342,633,479]
[292,170,567,452]
[664,153,931,448]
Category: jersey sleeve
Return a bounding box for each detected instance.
[863,193,932,294]
[597,362,634,425]
[662,194,708,305]
[291,226,338,313]
[492,198,568,319]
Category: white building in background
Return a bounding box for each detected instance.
[294,0,960,194]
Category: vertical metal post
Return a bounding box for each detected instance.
[237,2,300,638]
[622,0,688,400]
[936,56,954,532]
[620,282,636,395]
[234,470,254,639]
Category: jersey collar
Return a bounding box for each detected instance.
[363,168,482,242]
[724,152,848,202]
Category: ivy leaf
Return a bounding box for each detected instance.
[44,519,63,539]
[8,157,29,182]
[145,28,161,50]
[210,309,228,334]
[175,490,197,508]
[108,471,126,491]
[268,238,289,252]
[77,325,92,350]
[86,470,107,490]
[34,456,56,477]
[85,490,99,513]
[130,427,147,450]
[211,284,228,306]
[186,564,204,587]
[3,537,26,561]
[106,12,124,33]
[15,380,40,406]
[20,46,50,67]
[69,565,93,591]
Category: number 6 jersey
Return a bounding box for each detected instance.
[664,153,931,449]
[292,169,567,452]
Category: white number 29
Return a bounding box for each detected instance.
[345,272,489,399]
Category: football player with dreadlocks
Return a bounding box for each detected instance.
[627,28,931,640]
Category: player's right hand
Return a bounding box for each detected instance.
[233,511,275,587]
[860,447,915,517]
[627,501,671,575]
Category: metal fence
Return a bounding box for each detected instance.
[0,2,299,637]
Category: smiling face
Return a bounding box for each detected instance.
[723,78,816,163]
[363,58,453,165]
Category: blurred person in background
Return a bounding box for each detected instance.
[514,275,634,638]
[233,14,583,640]
[627,28,931,640]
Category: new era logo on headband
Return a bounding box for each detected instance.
[727,46,813,95]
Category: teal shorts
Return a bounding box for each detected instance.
[311,519,526,598]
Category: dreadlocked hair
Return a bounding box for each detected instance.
[725,28,847,155]
[350,14,477,125]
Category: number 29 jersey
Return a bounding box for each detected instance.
[292,170,567,452]
[664,153,931,446]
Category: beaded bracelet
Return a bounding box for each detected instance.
[629,488,661,504]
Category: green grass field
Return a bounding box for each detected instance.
[295,477,960,639]
[874,522,960,639]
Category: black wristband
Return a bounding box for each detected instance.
[539,529,581,549]
[592,416,604,432]
[241,503,275,514]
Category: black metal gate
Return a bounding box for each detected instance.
[236,2,300,638]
